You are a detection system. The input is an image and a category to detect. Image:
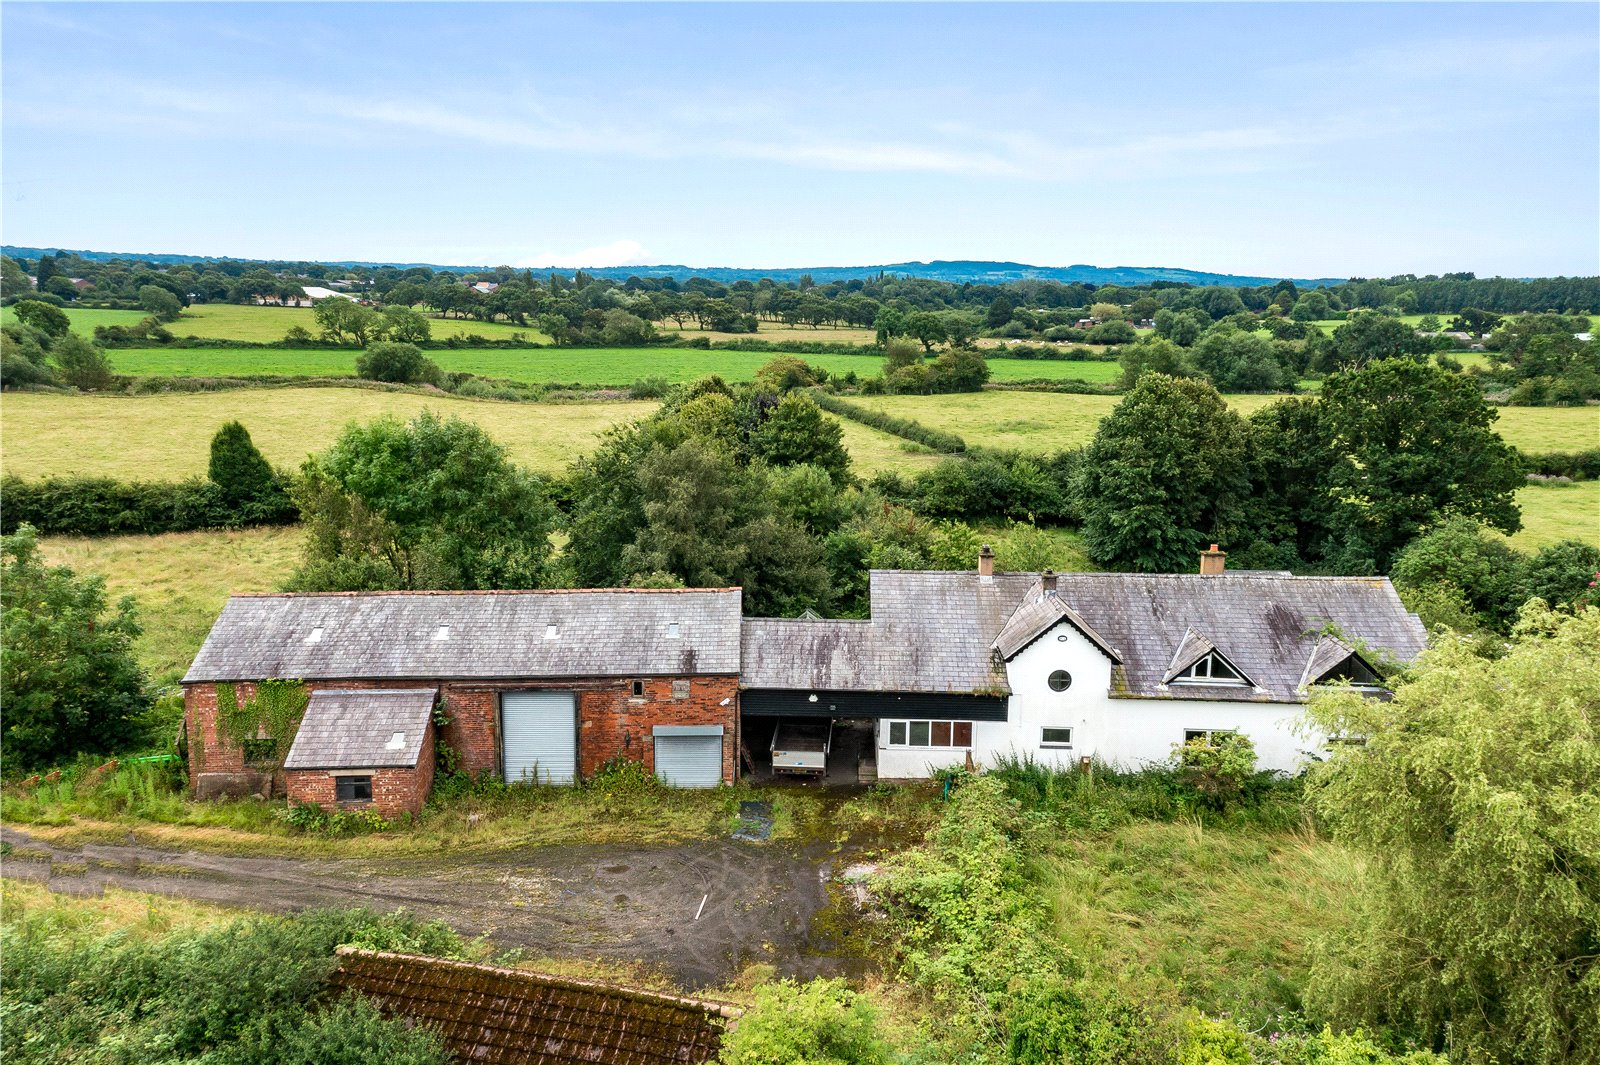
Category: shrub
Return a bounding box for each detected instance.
[1,907,460,1062]
[1171,732,1258,808]
[51,333,115,389]
[1,525,148,769]
[718,979,892,1065]
[1006,981,1153,1065]
[356,341,442,385]
[208,420,285,513]
[810,392,967,453]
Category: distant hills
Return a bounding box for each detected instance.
[2,246,1344,288]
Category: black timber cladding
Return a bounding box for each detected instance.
[742,689,1008,721]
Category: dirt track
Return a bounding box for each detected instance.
[1,826,866,989]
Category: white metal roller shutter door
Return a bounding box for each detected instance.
[654,730,723,788]
[501,691,577,785]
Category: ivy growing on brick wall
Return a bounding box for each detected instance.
[215,680,309,765]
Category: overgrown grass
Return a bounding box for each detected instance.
[39,527,304,684]
[1,901,462,1064]
[0,756,814,859]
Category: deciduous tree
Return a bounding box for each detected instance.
[1304,606,1600,1064]
[1,524,147,768]
[1076,374,1250,572]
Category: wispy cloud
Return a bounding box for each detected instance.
[515,240,650,269]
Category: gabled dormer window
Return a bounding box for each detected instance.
[1171,652,1249,686]
[1314,656,1383,688]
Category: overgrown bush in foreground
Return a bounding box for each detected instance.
[1,908,459,1064]
[1303,606,1600,1065]
[717,979,892,1065]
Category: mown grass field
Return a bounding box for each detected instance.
[96,345,1120,386]
[853,390,1600,455]
[0,388,926,482]
[0,389,656,479]
[662,322,878,345]
[0,303,553,344]
[1504,481,1600,550]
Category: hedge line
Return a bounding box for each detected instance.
[987,379,1119,396]
[1521,448,1600,482]
[0,475,297,536]
[810,392,968,453]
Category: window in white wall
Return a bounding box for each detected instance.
[1183,728,1238,745]
[1172,653,1248,685]
[1047,670,1072,691]
[1040,726,1073,747]
[886,720,973,748]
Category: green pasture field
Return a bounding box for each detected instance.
[1,305,148,335]
[0,303,554,344]
[1507,481,1599,550]
[1308,313,1593,336]
[853,390,1599,455]
[41,526,305,685]
[663,322,878,345]
[0,387,926,482]
[97,345,1119,386]
[0,389,655,480]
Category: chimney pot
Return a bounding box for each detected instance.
[1199,544,1227,575]
[978,544,995,580]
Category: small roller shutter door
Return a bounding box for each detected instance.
[501,691,577,785]
[654,727,724,788]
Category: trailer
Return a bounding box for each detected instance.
[769,719,833,776]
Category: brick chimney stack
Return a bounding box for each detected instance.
[1199,544,1226,575]
[978,544,995,580]
[1040,569,1058,594]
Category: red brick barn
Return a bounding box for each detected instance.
[182,588,743,817]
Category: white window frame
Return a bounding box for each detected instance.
[1040,726,1074,748]
[1182,728,1238,745]
[884,720,974,749]
[1171,653,1249,686]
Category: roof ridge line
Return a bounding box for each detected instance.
[230,587,743,599]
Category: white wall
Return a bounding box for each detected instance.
[873,615,1322,778]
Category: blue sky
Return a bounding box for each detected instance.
[3,2,1595,278]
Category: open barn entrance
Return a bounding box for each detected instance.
[738,715,876,787]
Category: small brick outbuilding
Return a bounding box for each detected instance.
[282,688,438,818]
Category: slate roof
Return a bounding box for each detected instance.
[330,948,736,1065]
[740,569,1035,695]
[282,689,435,770]
[1161,628,1244,685]
[184,589,743,683]
[742,570,1425,704]
[992,593,1122,663]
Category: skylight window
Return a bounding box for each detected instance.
[306,627,324,644]
[433,626,450,641]
[667,622,681,638]
[385,731,406,750]
[545,624,559,639]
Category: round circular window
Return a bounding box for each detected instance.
[1048,670,1072,692]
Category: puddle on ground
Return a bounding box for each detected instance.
[732,801,774,842]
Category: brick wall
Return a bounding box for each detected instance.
[578,676,740,783]
[284,735,433,819]
[186,672,741,805]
